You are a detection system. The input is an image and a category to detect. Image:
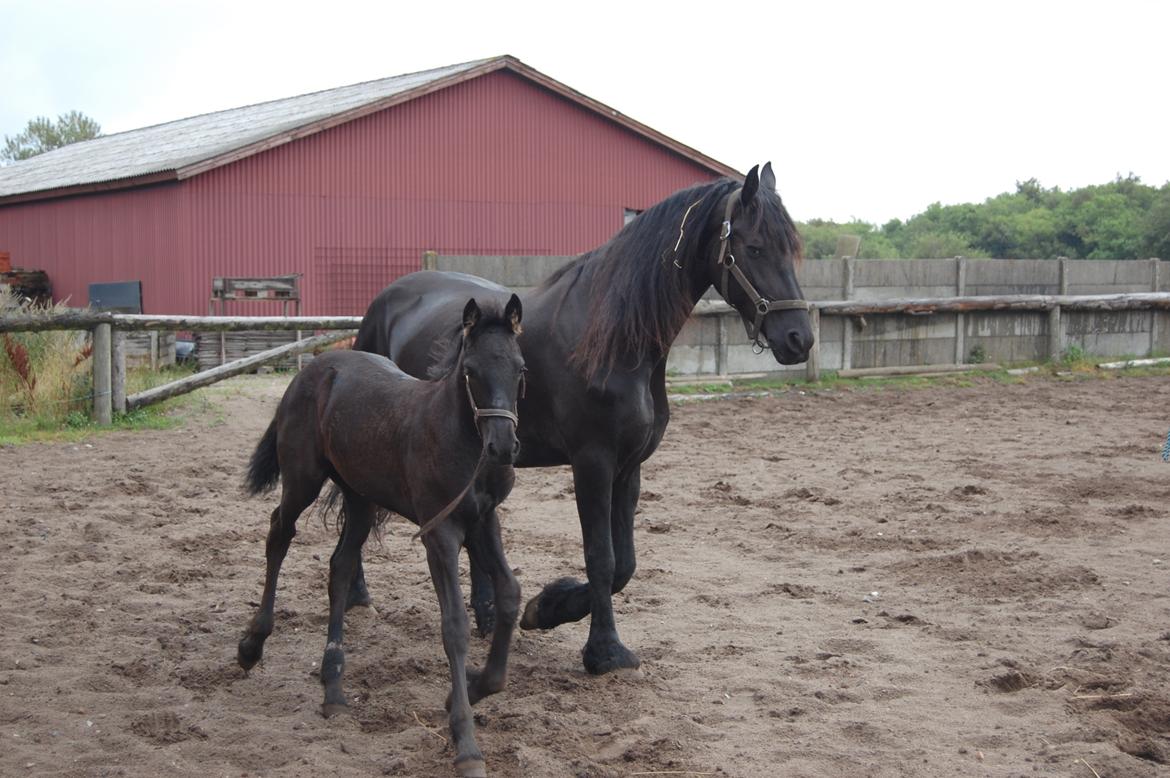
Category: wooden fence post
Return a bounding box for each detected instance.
[92,323,112,424]
[715,315,728,377]
[841,257,855,371]
[111,329,127,415]
[1048,305,1063,361]
[806,306,821,382]
[1151,258,1161,357]
[955,257,967,363]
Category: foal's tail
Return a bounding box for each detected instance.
[245,417,280,495]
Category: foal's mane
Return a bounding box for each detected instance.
[425,299,515,380]
[544,177,803,379]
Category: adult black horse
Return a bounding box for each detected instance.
[350,163,812,675]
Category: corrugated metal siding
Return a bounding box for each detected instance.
[0,183,188,310]
[0,71,721,315]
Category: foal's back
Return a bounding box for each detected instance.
[275,349,452,521]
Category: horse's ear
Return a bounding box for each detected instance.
[740,164,760,207]
[505,293,523,333]
[761,161,776,192]
[462,298,481,334]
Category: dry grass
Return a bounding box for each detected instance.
[0,288,93,428]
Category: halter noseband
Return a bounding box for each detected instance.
[716,188,810,351]
[464,371,521,430]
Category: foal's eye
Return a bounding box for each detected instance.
[746,246,763,258]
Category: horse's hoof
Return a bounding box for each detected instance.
[582,639,641,676]
[455,756,487,778]
[518,595,542,630]
[320,702,349,718]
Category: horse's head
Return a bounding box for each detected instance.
[459,294,526,464]
[709,163,813,365]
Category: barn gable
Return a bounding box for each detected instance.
[0,57,738,315]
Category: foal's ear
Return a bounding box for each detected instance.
[740,164,760,208]
[761,161,776,192]
[462,298,481,334]
[505,293,523,333]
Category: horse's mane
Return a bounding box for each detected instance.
[425,299,514,380]
[544,177,802,379]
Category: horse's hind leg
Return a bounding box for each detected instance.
[463,509,520,705]
[426,524,485,777]
[238,475,323,672]
[320,492,374,717]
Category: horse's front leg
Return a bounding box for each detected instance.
[520,453,640,674]
[319,495,373,717]
[425,524,486,778]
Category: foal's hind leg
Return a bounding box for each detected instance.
[320,492,374,717]
[238,476,323,672]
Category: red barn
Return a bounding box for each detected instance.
[0,56,736,314]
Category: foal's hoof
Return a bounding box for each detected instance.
[455,756,487,778]
[345,578,373,611]
[582,638,641,676]
[237,636,264,671]
[472,607,496,639]
[320,702,350,718]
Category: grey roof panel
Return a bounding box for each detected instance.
[0,58,494,198]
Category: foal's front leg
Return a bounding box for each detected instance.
[319,495,373,716]
[425,525,486,778]
[463,509,521,704]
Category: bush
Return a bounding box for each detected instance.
[0,288,93,426]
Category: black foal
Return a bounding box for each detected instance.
[238,295,525,778]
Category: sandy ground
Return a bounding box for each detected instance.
[2,372,1169,778]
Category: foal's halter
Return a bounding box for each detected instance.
[716,189,810,350]
[463,371,522,430]
[414,369,524,542]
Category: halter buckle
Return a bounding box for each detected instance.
[720,220,732,241]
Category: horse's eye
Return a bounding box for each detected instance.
[747,246,763,258]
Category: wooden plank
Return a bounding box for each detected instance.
[838,363,1002,379]
[126,330,356,411]
[0,313,362,333]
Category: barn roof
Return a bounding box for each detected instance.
[0,56,739,205]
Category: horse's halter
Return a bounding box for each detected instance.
[463,369,524,431]
[716,189,810,351]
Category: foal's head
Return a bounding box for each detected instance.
[458,294,525,464]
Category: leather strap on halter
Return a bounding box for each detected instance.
[413,372,520,540]
[716,188,810,348]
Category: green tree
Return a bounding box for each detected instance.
[1,111,101,163]
[1141,184,1170,259]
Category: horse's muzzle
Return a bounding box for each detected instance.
[763,313,814,365]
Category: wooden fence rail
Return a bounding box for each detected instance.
[4,292,1170,424]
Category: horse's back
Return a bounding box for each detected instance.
[355,271,514,375]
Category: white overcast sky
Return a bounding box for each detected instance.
[2,0,1167,224]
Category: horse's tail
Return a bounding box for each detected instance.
[245,417,280,496]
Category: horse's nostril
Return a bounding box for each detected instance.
[786,328,812,353]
